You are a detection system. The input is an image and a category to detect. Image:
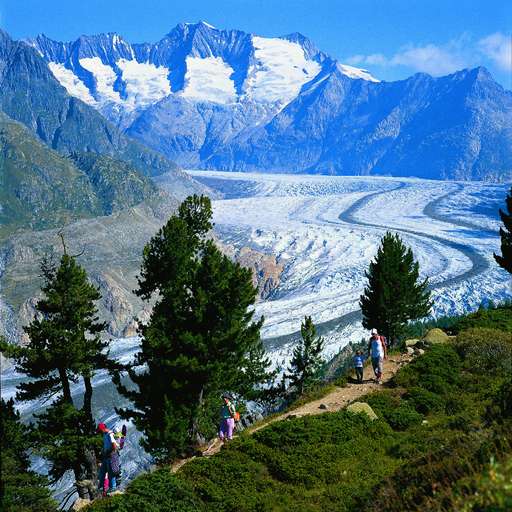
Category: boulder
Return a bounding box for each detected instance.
[405,338,419,347]
[347,402,378,421]
[406,347,415,355]
[415,348,425,356]
[422,328,450,345]
[72,498,91,511]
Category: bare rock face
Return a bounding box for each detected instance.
[217,242,283,300]
[92,272,135,337]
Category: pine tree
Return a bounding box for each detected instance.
[287,316,325,396]
[0,398,57,512]
[360,232,432,343]
[494,187,512,274]
[3,252,109,499]
[114,195,272,461]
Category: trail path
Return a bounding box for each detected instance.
[172,352,412,472]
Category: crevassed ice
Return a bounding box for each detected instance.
[117,59,171,109]
[79,57,123,105]
[181,56,237,104]
[244,36,321,104]
[338,64,380,83]
[48,62,96,105]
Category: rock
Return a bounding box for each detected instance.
[406,347,415,355]
[405,338,419,347]
[422,328,450,345]
[287,414,298,420]
[319,403,329,410]
[72,498,91,511]
[415,348,425,356]
[422,420,429,425]
[346,402,378,421]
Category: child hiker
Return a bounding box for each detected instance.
[353,350,366,383]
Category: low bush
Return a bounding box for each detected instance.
[405,387,445,414]
[451,302,512,334]
[456,327,512,374]
[363,391,422,431]
[394,344,461,391]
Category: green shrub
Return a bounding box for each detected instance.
[452,302,512,334]
[451,456,512,511]
[363,391,422,431]
[456,328,512,374]
[406,387,445,414]
[395,344,461,391]
[86,470,201,512]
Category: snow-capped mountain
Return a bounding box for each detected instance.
[27,22,512,181]
[29,21,376,127]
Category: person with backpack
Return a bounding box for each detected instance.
[97,422,118,496]
[219,393,238,442]
[367,328,387,384]
[110,425,127,486]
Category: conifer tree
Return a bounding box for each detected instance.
[360,232,432,343]
[3,252,109,499]
[494,187,512,274]
[0,398,57,512]
[287,316,325,396]
[114,195,272,461]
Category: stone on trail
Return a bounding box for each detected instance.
[406,347,415,355]
[405,338,419,347]
[422,328,450,344]
[319,403,329,410]
[347,402,378,421]
[72,498,91,511]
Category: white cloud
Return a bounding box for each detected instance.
[346,32,511,77]
[478,32,512,71]
[388,43,467,76]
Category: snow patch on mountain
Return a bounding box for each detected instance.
[338,63,379,82]
[48,62,96,103]
[181,56,237,104]
[117,59,171,109]
[79,57,123,105]
[245,36,322,104]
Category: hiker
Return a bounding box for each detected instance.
[367,328,387,384]
[97,422,118,496]
[110,425,127,485]
[353,350,366,383]
[219,393,237,442]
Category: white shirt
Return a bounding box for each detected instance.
[371,337,385,358]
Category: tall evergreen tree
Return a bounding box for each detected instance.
[0,398,57,512]
[360,232,432,343]
[287,316,325,396]
[494,187,512,274]
[2,253,109,499]
[114,195,272,461]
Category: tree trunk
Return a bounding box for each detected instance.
[83,375,94,432]
[190,387,204,446]
[58,367,73,404]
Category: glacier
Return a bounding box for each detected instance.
[3,171,511,504]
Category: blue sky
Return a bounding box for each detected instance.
[1,0,511,87]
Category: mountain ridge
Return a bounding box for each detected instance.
[12,24,512,181]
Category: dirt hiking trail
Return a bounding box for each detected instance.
[172,353,413,472]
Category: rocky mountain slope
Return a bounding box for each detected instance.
[0,111,160,236]
[28,22,512,181]
[0,28,204,196]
